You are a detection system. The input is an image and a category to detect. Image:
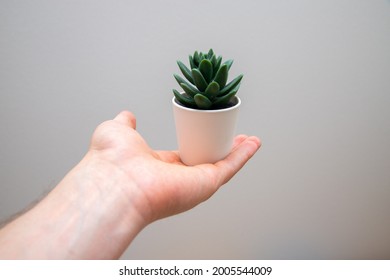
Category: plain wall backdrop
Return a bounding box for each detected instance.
[1,0,389,259]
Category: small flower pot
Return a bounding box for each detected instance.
[172,96,241,165]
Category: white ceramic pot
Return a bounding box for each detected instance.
[172,96,241,165]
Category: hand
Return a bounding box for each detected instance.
[0,111,261,259]
[88,111,261,223]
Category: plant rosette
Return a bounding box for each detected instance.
[172,49,243,165]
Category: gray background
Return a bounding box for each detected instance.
[1,0,389,259]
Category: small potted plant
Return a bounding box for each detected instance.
[172,49,243,165]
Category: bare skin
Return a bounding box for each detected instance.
[0,111,261,259]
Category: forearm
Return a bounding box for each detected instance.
[0,153,147,259]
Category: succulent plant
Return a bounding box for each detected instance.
[173,49,243,110]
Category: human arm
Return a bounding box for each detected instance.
[0,111,261,259]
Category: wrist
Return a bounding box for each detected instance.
[53,152,149,258]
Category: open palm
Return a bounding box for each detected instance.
[88,111,261,223]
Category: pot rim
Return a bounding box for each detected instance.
[172,96,241,113]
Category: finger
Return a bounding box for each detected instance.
[215,136,261,185]
[114,111,136,129]
[232,134,249,150]
[157,135,251,165]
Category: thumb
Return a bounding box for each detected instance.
[215,136,261,185]
[114,111,137,129]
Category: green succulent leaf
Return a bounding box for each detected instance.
[177,60,194,84]
[173,89,196,108]
[204,81,220,100]
[223,59,234,71]
[213,84,239,108]
[210,54,217,71]
[207,48,214,59]
[193,51,200,66]
[198,59,213,83]
[174,73,185,85]
[174,74,191,88]
[213,56,222,75]
[213,64,228,88]
[191,68,208,92]
[218,74,243,96]
[194,94,212,109]
[189,55,196,69]
[174,74,201,95]
[180,82,201,98]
